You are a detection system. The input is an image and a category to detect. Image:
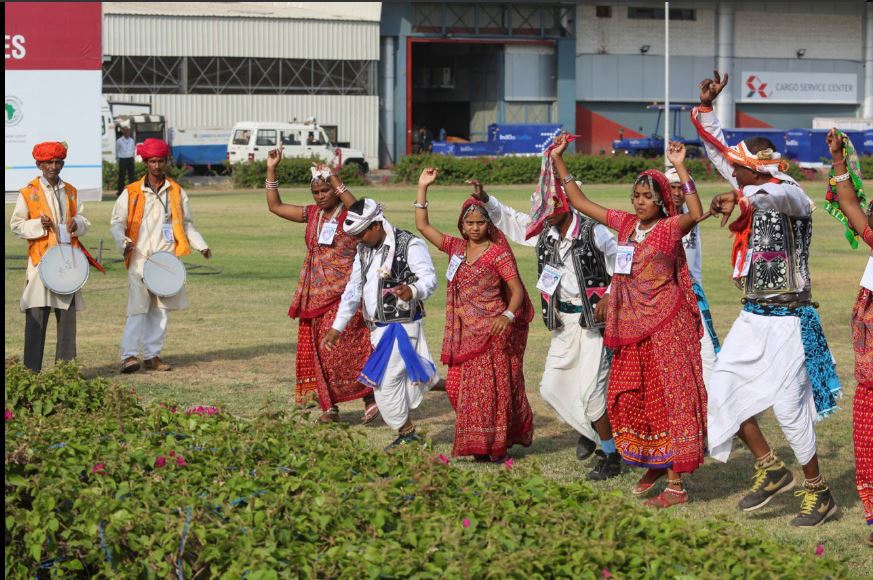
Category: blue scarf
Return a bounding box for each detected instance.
[358,322,435,388]
[742,303,841,418]
[692,281,721,355]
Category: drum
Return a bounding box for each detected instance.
[39,245,90,295]
[142,251,186,297]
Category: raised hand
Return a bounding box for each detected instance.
[266,144,284,169]
[666,141,686,166]
[549,133,569,160]
[826,128,845,163]
[699,70,729,106]
[466,178,488,202]
[418,167,438,188]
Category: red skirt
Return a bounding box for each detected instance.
[608,305,707,474]
[294,303,372,410]
[853,288,873,525]
[445,333,533,458]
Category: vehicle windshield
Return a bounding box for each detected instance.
[232,129,252,145]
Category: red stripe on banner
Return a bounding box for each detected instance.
[736,110,774,129]
[4,2,102,70]
[575,105,645,155]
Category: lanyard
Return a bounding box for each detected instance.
[317,204,342,234]
[49,183,65,223]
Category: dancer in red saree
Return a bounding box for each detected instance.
[554,135,707,507]
[415,168,534,461]
[265,146,376,423]
[825,128,873,544]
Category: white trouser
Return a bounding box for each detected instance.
[699,316,717,388]
[121,307,169,361]
[707,311,817,465]
[539,311,610,442]
[369,320,438,430]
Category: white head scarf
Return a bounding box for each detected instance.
[730,141,795,183]
[664,167,681,185]
[343,198,384,236]
[310,164,332,184]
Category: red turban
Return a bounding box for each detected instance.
[137,138,170,160]
[32,142,67,162]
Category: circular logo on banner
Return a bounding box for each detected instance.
[5,96,24,126]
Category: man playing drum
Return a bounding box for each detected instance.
[10,142,92,372]
[109,138,211,373]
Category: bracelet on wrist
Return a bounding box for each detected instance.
[679,180,697,195]
[265,179,279,189]
[413,201,429,209]
[335,183,348,195]
[562,174,575,185]
[833,172,851,183]
[501,309,516,322]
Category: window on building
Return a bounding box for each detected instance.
[256,130,277,147]
[628,7,696,21]
[595,6,612,18]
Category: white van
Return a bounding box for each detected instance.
[227,121,368,173]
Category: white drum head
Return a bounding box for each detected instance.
[142,251,186,297]
[39,245,90,295]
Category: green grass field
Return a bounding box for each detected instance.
[5,182,872,573]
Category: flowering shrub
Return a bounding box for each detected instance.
[4,364,848,578]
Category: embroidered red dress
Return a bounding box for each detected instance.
[853,225,873,525]
[289,204,372,409]
[439,232,535,458]
[604,210,707,473]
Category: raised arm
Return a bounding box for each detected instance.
[414,167,446,249]
[667,142,702,234]
[469,179,537,247]
[551,133,609,226]
[265,146,305,222]
[694,71,739,190]
[827,128,871,236]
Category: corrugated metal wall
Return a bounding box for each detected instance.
[105,94,379,167]
[103,14,379,60]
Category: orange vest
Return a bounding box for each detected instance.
[124,178,191,269]
[19,178,81,266]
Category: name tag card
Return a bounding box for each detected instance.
[446,254,463,281]
[162,223,175,243]
[318,220,338,245]
[862,257,873,291]
[615,245,635,275]
[732,249,753,279]
[535,264,563,296]
[57,223,71,244]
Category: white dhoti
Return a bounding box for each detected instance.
[121,307,169,360]
[699,314,717,387]
[368,320,439,430]
[707,311,817,465]
[539,311,610,442]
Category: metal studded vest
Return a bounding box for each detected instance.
[536,218,611,330]
[744,209,812,299]
[360,228,425,324]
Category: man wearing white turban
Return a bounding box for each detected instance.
[693,71,839,528]
[322,198,440,447]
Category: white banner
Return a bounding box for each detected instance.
[5,70,104,202]
[740,71,858,104]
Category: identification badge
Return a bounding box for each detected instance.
[862,256,873,291]
[733,249,753,279]
[535,264,563,296]
[162,223,175,243]
[57,224,71,244]
[615,245,635,275]
[318,220,338,245]
[446,254,463,281]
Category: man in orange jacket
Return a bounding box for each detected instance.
[109,138,211,373]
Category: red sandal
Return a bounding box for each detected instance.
[632,468,667,496]
[644,487,688,508]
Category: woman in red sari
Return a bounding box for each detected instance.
[826,129,873,545]
[265,146,376,424]
[415,168,534,461]
[554,135,706,507]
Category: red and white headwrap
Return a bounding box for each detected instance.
[136,138,170,160]
[32,141,68,162]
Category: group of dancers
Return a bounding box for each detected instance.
[10,73,871,542]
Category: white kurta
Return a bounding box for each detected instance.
[484,195,616,437]
[10,177,91,312]
[109,181,208,316]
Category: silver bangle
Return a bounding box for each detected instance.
[562,174,575,185]
[265,179,279,189]
[501,309,516,322]
[833,172,851,183]
[413,201,429,209]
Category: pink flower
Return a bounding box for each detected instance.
[4,409,13,422]
[169,450,176,457]
[437,454,450,465]
[504,458,514,469]
[462,518,471,529]
[176,455,187,467]
[815,544,824,557]
[91,463,106,475]
[185,405,219,416]
[154,455,167,468]
[601,569,612,579]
